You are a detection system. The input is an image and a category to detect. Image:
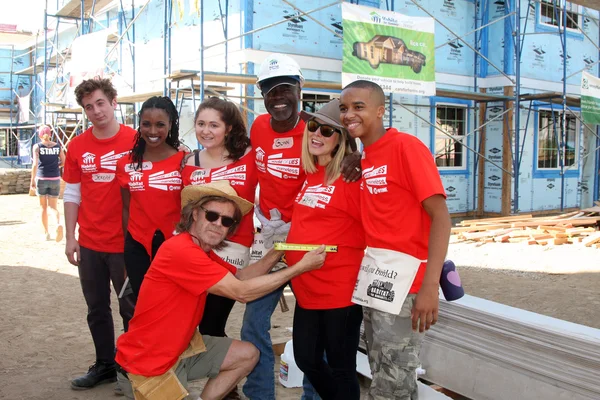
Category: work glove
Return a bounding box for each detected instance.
[255,208,290,249]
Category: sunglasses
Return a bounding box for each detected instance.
[200,206,237,228]
[307,119,342,138]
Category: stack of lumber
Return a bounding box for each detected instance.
[451,209,600,247]
[0,169,30,195]
[421,295,600,400]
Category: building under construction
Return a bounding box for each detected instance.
[0,0,599,217]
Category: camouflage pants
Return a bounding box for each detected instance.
[363,294,424,400]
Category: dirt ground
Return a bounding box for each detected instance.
[1,193,599,399]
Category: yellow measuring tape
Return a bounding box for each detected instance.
[274,243,338,253]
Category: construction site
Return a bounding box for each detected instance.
[1,0,600,399]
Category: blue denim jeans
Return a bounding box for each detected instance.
[241,285,320,400]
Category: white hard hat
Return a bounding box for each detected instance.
[256,53,305,93]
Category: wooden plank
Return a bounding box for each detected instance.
[118,91,162,104]
[461,230,504,240]
[544,211,583,220]
[452,223,511,233]
[492,228,522,242]
[582,232,600,247]
[509,230,538,238]
[508,237,527,243]
[56,0,114,17]
[459,214,533,226]
[530,234,554,240]
[565,227,596,235]
[511,217,600,228]
[477,89,487,217]
[552,232,569,239]
[501,86,514,216]
[537,225,567,232]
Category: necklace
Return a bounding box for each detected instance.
[270,115,300,131]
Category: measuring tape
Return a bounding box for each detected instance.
[274,243,338,253]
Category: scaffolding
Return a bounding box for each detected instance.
[5,0,599,214]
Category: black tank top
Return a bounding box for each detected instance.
[37,143,61,178]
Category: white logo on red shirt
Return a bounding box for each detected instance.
[255,147,266,173]
[362,165,388,195]
[212,165,247,185]
[81,152,97,173]
[129,171,144,181]
[266,153,300,180]
[299,184,335,209]
[82,152,96,164]
[148,170,182,191]
[101,150,129,171]
[273,137,293,149]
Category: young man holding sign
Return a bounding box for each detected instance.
[339,80,451,400]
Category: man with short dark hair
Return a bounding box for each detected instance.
[115,180,326,400]
[340,80,451,400]
[63,78,136,390]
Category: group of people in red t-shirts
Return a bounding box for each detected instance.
[63,53,450,400]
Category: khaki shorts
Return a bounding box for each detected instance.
[117,334,233,400]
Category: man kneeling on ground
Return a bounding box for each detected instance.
[115,180,326,400]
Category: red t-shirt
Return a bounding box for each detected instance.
[286,167,365,309]
[62,125,136,252]
[181,150,258,247]
[115,232,235,376]
[360,128,446,293]
[250,114,306,223]
[116,151,185,256]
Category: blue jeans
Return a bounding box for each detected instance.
[241,285,320,400]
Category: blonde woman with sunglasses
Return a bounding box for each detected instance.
[284,99,365,400]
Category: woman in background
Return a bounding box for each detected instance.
[30,125,65,241]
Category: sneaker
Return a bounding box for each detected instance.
[71,361,117,390]
[45,232,52,241]
[56,225,64,242]
[114,381,124,396]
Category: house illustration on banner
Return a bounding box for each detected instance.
[352,35,427,73]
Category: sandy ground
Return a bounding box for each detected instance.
[0,194,302,400]
[448,242,600,329]
[1,193,599,399]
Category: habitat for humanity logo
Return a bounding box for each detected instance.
[369,11,398,26]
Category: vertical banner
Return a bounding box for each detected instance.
[18,137,32,165]
[342,3,435,96]
[581,71,600,125]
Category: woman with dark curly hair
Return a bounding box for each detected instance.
[116,96,185,297]
[182,98,257,341]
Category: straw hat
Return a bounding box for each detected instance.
[181,180,253,216]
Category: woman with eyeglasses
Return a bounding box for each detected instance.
[116,96,185,298]
[284,99,365,400]
[181,98,257,388]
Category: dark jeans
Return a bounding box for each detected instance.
[78,246,136,363]
[293,304,363,400]
[124,230,165,297]
[199,293,236,337]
